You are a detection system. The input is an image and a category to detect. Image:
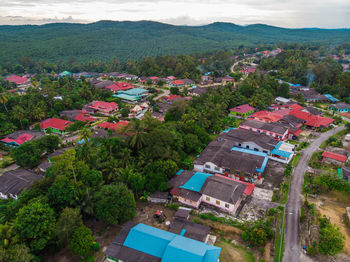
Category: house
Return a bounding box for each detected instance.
[97,121,129,132]
[188,86,210,96]
[240,119,289,141]
[178,79,195,87]
[0,169,43,199]
[164,94,182,102]
[218,128,295,163]
[330,103,350,113]
[105,82,134,93]
[84,101,118,115]
[174,208,191,220]
[342,167,350,182]
[229,104,255,118]
[38,147,74,172]
[249,111,283,123]
[169,171,255,214]
[114,88,149,103]
[215,76,235,85]
[170,80,185,88]
[324,94,339,103]
[193,139,268,180]
[275,97,292,105]
[169,217,210,242]
[322,151,347,165]
[1,130,43,148]
[201,75,213,84]
[6,75,29,87]
[40,118,73,135]
[304,106,322,115]
[59,71,72,78]
[305,115,334,129]
[148,191,169,203]
[60,110,95,123]
[104,222,221,262]
[93,80,114,89]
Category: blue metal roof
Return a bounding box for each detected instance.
[124,223,174,258]
[118,88,148,96]
[270,142,292,158]
[180,172,213,192]
[221,127,235,133]
[324,94,339,102]
[123,223,221,262]
[113,94,141,101]
[176,169,184,175]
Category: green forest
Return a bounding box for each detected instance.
[1,21,350,64]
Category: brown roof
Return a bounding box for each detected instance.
[241,119,288,135]
[169,217,209,242]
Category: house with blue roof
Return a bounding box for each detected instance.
[329,102,350,113]
[114,88,149,103]
[104,222,221,262]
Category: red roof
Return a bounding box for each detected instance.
[88,101,118,113]
[289,104,304,111]
[347,146,350,151]
[289,109,311,121]
[1,133,33,145]
[40,118,72,131]
[305,115,334,127]
[249,111,283,122]
[7,75,28,85]
[164,95,182,101]
[74,113,95,122]
[273,109,291,116]
[230,104,255,114]
[167,76,176,80]
[105,82,134,92]
[97,120,129,131]
[322,151,347,163]
[292,129,303,136]
[171,80,185,86]
[214,174,255,195]
[149,76,159,80]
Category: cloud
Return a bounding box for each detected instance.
[0,15,90,25]
[0,0,349,28]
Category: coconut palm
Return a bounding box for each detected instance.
[0,93,9,113]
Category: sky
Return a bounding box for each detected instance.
[0,0,349,28]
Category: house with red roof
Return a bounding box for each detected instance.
[164,94,182,102]
[230,104,255,118]
[84,101,118,116]
[6,75,29,86]
[40,118,73,135]
[170,80,185,88]
[289,109,311,122]
[97,121,129,132]
[322,151,348,165]
[305,115,334,128]
[105,82,134,93]
[249,111,283,123]
[74,113,96,123]
[1,130,43,148]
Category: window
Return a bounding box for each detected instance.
[214,167,220,171]
[225,203,230,208]
[263,150,268,154]
[238,143,241,147]
[254,148,259,151]
[216,200,220,205]
[205,164,210,169]
[246,145,250,149]
[206,196,210,201]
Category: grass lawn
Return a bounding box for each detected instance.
[274,209,285,262]
[216,240,255,262]
[0,155,15,169]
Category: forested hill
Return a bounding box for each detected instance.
[1,20,350,63]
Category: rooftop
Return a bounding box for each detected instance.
[230,104,255,114]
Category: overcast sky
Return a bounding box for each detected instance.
[0,0,349,28]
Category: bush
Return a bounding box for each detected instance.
[318,217,344,256]
[168,203,179,211]
[192,217,200,223]
[92,241,100,251]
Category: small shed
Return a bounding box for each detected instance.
[148,191,169,203]
[174,208,191,220]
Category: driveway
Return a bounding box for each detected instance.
[283,125,346,262]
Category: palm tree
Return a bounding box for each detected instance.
[0,93,9,113]
[122,119,147,152]
[79,127,93,143]
[11,105,26,129]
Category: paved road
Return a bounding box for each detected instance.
[283,125,346,262]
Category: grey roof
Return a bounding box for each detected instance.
[241,119,288,135]
[332,103,350,110]
[176,188,202,202]
[59,110,81,120]
[38,160,50,172]
[2,130,43,141]
[48,147,74,158]
[188,87,209,96]
[343,167,350,179]
[193,140,265,174]
[200,175,246,205]
[104,222,161,262]
[218,128,278,151]
[0,169,43,196]
[169,217,209,242]
[179,79,195,84]
[305,107,322,115]
[174,209,191,220]
[149,191,168,199]
[94,80,114,89]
